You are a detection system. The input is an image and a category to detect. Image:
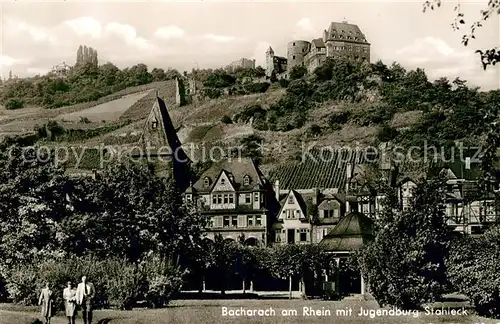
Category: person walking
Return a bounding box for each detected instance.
[63,281,77,324]
[75,276,95,324]
[38,282,54,324]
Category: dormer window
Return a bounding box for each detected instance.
[243,175,250,185]
[350,181,357,191]
[151,119,158,129]
[203,177,210,188]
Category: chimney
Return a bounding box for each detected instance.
[274,180,280,200]
[465,157,471,170]
[323,29,328,42]
[312,188,319,205]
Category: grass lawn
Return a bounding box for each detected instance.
[0,299,497,324]
[56,91,150,122]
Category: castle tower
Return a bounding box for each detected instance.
[265,46,275,77]
[287,40,311,72]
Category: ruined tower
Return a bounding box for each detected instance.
[265,46,275,78]
[137,92,191,191]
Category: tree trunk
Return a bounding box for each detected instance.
[198,274,203,294]
[288,275,292,300]
[301,275,305,298]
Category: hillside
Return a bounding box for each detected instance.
[1,59,498,182]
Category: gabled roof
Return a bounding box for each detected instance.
[318,197,342,210]
[192,158,265,192]
[277,190,309,221]
[319,211,374,251]
[207,169,237,193]
[269,149,371,190]
[311,38,325,48]
[327,21,369,44]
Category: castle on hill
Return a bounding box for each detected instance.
[266,20,371,78]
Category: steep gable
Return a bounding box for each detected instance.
[136,94,191,190]
[211,170,236,193]
[278,190,307,221]
[192,158,265,192]
[140,94,189,162]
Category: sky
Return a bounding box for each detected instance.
[1,0,499,90]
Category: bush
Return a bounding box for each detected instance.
[289,65,307,80]
[4,263,39,305]
[306,124,322,138]
[377,124,399,142]
[234,105,267,124]
[143,259,186,308]
[2,256,186,310]
[243,82,270,94]
[4,98,25,110]
[200,88,222,99]
[105,261,140,310]
[328,111,350,130]
[220,115,232,124]
[279,78,289,88]
[446,228,500,318]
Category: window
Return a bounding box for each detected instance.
[151,119,158,129]
[204,177,210,188]
[299,229,308,242]
[248,216,254,226]
[212,195,217,204]
[223,194,228,204]
[324,210,333,218]
[229,194,234,204]
[221,178,225,185]
[244,175,250,185]
[288,195,294,204]
[350,182,357,191]
[295,210,301,218]
[254,193,259,202]
[231,216,238,227]
[256,215,262,226]
[223,216,230,227]
[275,230,282,243]
[217,194,222,204]
[293,42,295,46]
[245,193,251,204]
[293,55,295,59]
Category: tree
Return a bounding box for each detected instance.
[59,162,206,266]
[76,45,84,66]
[151,68,166,82]
[0,146,76,266]
[446,227,500,318]
[289,65,307,80]
[423,0,500,69]
[206,235,239,295]
[359,176,453,309]
[260,244,334,299]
